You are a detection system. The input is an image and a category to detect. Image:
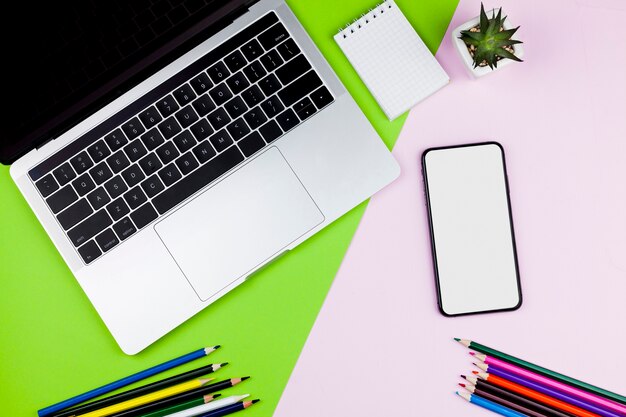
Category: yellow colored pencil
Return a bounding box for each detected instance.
[75,378,214,417]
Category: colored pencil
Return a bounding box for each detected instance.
[164,395,249,417]
[53,364,227,417]
[198,400,259,417]
[108,378,249,417]
[461,384,549,417]
[140,395,221,417]
[455,339,626,405]
[473,354,626,416]
[457,391,528,417]
[75,378,214,417]
[39,346,220,417]
[472,371,601,417]
[461,380,581,417]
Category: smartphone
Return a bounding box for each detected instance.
[422,142,522,316]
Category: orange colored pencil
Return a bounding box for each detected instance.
[472,372,601,417]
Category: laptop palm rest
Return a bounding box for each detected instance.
[155,147,324,301]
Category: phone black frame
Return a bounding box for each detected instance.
[421,141,522,317]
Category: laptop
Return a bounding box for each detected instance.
[3,0,399,354]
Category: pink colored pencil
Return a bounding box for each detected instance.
[471,352,626,416]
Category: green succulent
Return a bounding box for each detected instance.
[460,3,523,69]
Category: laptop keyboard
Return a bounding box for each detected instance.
[29,12,334,265]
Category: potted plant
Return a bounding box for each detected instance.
[452,4,524,77]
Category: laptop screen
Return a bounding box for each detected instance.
[1,0,245,164]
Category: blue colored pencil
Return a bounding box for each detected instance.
[38,346,220,417]
[198,399,259,417]
[457,391,528,417]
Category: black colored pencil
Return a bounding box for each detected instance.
[199,399,259,417]
[106,377,249,417]
[461,377,576,417]
[52,363,227,417]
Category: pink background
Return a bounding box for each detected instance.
[275,0,626,415]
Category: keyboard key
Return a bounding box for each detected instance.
[190,119,214,140]
[224,96,248,118]
[310,86,334,109]
[131,203,158,229]
[206,61,230,84]
[78,240,101,264]
[192,140,217,163]
[241,39,264,61]
[68,210,112,247]
[158,163,183,186]
[36,174,59,197]
[258,23,289,49]
[87,187,111,210]
[209,83,233,106]
[239,131,266,157]
[209,129,233,152]
[157,116,183,139]
[138,106,163,129]
[47,186,78,214]
[152,146,245,214]
[293,97,316,120]
[72,173,96,196]
[113,217,136,241]
[278,70,322,107]
[276,108,300,132]
[241,85,265,107]
[174,105,199,128]
[58,199,93,230]
[276,54,311,85]
[259,49,284,72]
[258,120,282,143]
[70,151,94,174]
[107,150,131,173]
[207,107,231,130]
[243,107,268,130]
[156,94,180,117]
[190,72,213,94]
[191,94,216,116]
[95,228,119,252]
[121,117,145,139]
[258,73,282,96]
[139,153,163,175]
[123,186,148,209]
[242,60,267,83]
[173,83,196,106]
[175,152,200,175]
[141,128,165,151]
[52,163,76,186]
[121,164,145,187]
[260,95,284,118]
[277,38,300,61]
[141,175,165,198]
[224,50,247,72]
[225,72,249,95]
[104,176,128,199]
[173,130,197,153]
[87,140,111,163]
[104,129,128,152]
[226,118,250,141]
[123,140,148,163]
[106,198,130,221]
[155,141,180,164]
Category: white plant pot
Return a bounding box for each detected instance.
[452,9,524,78]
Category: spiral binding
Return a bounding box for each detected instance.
[338,0,394,39]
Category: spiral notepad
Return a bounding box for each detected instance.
[335,0,449,120]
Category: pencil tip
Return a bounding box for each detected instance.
[221,362,229,366]
[459,383,465,387]
[214,345,221,349]
[460,374,467,379]
[472,371,479,375]
[214,394,222,398]
[469,352,475,356]
[242,376,250,381]
[454,338,461,342]
[252,399,260,404]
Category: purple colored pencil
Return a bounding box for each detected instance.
[476,367,623,417]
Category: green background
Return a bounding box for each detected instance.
[0,1,458,415]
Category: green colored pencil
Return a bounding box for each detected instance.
[139,394,219,417]
[455,338,626,405]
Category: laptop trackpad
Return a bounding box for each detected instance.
[155,148,324,301]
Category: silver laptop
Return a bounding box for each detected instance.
[4,0,399,354]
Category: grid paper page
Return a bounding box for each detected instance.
[335,0,449,120]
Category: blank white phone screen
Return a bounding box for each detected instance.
[423,143,521,316]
